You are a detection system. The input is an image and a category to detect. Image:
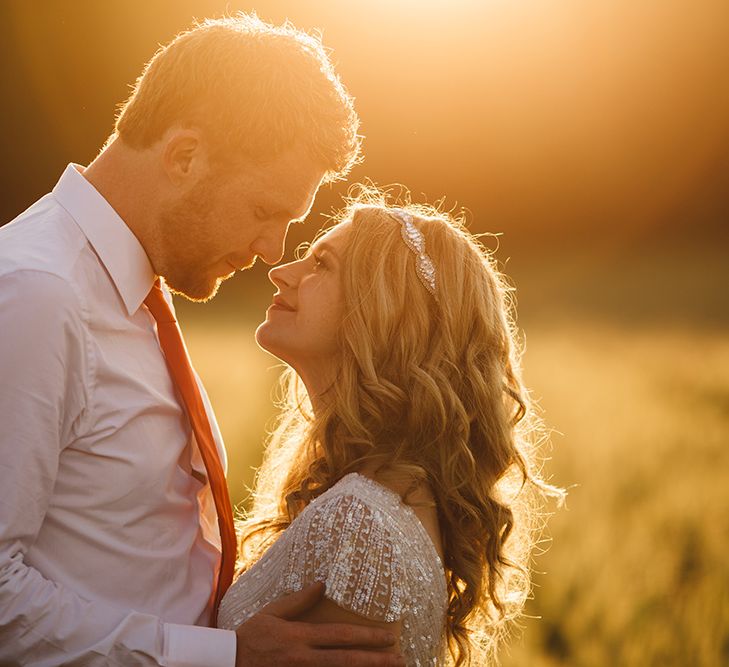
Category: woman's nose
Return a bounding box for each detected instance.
[268,261,296,289]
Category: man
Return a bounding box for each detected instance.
[0,14,404,667]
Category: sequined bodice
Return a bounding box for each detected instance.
[218,473,448,665]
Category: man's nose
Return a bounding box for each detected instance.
[255,225,288,266]
[257,245,285,266]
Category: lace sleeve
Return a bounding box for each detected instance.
[286,492,407,622]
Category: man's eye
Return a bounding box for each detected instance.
[254,206,268,220]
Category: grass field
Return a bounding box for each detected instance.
[181,314,729,666]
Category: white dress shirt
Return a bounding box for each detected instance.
[0,164,237,666]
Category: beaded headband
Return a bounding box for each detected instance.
[389,209,437,299]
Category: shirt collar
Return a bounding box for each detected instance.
[52,163,155,316]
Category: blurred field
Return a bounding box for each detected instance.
[182,313,729,666]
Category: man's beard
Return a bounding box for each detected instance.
[155,180,228,302]
[166,271,226,303]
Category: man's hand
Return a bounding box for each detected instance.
[234,583,405,667]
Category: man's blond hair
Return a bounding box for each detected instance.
[115,13,361,182]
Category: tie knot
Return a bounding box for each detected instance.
[144,279,177,324]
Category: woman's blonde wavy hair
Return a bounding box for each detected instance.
[238,186,563,665]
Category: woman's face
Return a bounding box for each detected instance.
[256,222,350,388]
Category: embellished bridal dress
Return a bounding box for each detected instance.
[218,473,449,665]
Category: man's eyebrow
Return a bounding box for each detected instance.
[282,208,304,223]
[275,207,299,222]
[262,201,306,224]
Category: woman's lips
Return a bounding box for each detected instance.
[271,295,296,312]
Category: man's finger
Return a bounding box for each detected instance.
[260,583,326,619]
[311,649,406,667]
[297,621,397,649]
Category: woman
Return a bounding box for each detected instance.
[218,190,562,665]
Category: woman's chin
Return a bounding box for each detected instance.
[254,321,273,350]
[255,322,290,362]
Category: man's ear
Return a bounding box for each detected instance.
[161,127,209,186]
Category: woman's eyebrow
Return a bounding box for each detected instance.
[311,241,339,262]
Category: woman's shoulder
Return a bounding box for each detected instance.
[300,472,444,564]
[305,472,424,532]
[315,472,406,511]
[293,473,403,539]
[229,472,447,625]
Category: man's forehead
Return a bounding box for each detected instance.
[253,144,325,188]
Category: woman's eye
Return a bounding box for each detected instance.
[311,253,324,269]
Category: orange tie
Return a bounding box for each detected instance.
[144,278,236,624]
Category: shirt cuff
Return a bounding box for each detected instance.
[164,623,237,667]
